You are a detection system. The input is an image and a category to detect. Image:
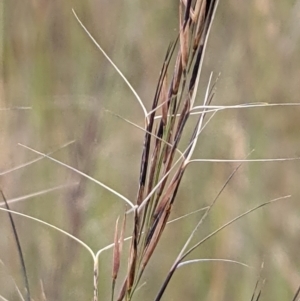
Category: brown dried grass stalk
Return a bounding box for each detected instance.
[115,1,220,300]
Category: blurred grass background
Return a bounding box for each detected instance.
[1,0,300,300]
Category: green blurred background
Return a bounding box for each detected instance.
[1,0,300,300]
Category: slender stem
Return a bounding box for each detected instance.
[93,258,99,301]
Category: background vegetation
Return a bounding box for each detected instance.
[1,0,300,300]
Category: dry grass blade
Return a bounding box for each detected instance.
[72,9,148,124]
[172,49,183,94]
[105,109,183,157]
[192,0,206,50]
[161,73,168,125]
[153,102,300,120]
[177,258,251,269]
[111,213,126,301]
[0,140,75,176]
[0,106,31,111]
[119,213,126,258]
[0,190,30,301]
[167,206,209,224]
[136,42,177,206]
[112,217,120,301]
[141,201,171,271]
[0,182,79,207]
[183,72,214,164]
[93,257,99,301]
[179,1,190,70]
[126,209,139,297]
[0,207,95,258]
[190,157,300,163]
[19,143,135,209]
[191,102,300,114]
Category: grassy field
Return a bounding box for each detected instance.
[1,1,300,300]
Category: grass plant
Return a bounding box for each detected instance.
[1,1,300,301]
